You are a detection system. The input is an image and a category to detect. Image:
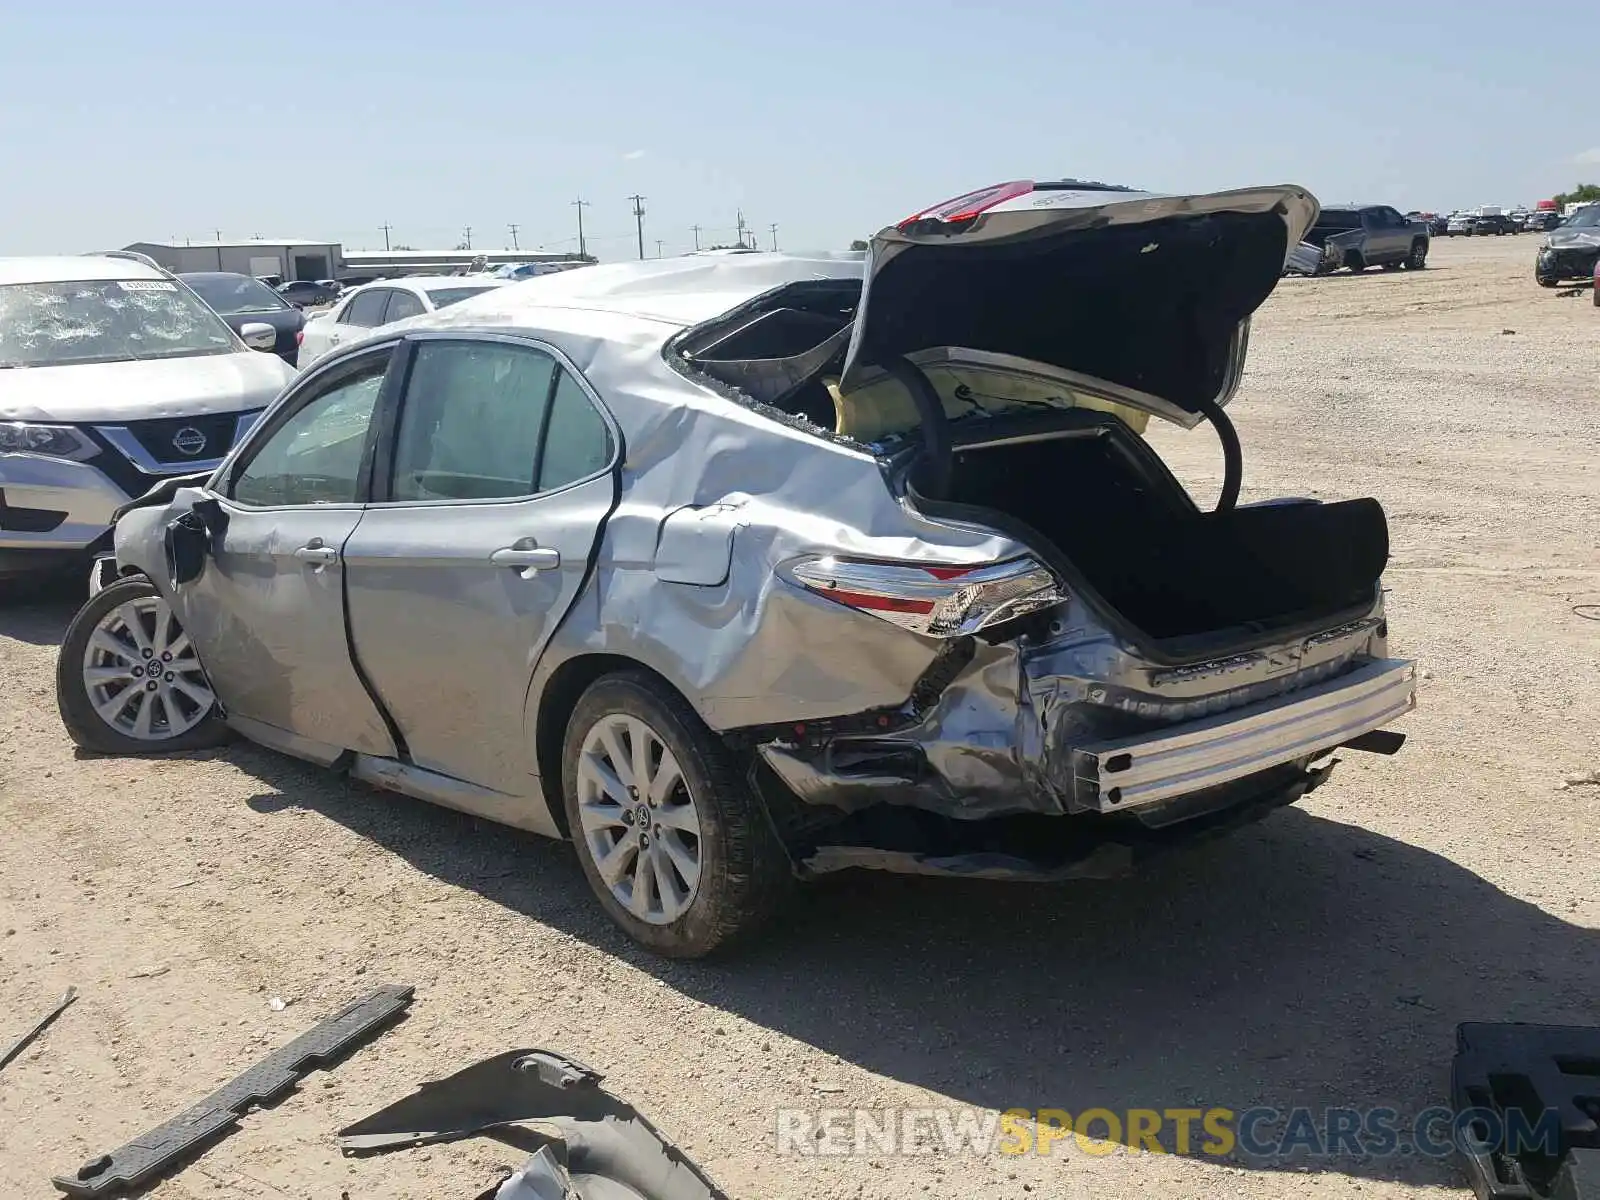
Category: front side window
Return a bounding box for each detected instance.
[390,340,557,502]
[231,364,386,506]
[342,290,390,328]
[0,279,238,368]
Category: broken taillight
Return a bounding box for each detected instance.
[897,180,1036,230]
[784,555,1065,637]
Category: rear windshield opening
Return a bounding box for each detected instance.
[674,279,861,431]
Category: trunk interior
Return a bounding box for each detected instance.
[917,416,1389,644]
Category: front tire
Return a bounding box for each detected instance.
[56,577,231,754]
[561,672,790,958]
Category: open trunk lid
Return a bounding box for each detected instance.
[837,181,1319,431]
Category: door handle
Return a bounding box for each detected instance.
[294,540,338,568]
[490,545,561,572]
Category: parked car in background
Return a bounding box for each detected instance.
[1471,213,1519,236]
[179,272,305,365]
[297,276,509,367]
[1535,203,1600,286]
[57,181,1415,956]
[315,279,344,297]
[277,279,342,309]
[1525,211,1562,232]
[1445,213,1474,236]
[1299,204,1429,272]
[0,255,294,583]
[490,262,564,281]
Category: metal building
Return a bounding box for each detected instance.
[121,239,343,282]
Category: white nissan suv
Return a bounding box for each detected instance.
[0,253,296,585]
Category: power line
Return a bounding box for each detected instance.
[628,195,647,261]
[572,197,590,259]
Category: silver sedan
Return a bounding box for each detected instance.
[56,181,1415,956]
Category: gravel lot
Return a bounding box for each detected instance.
[2,234,1596,1200]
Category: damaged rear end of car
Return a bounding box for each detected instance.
[670,180,1415,882]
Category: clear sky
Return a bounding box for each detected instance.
[4,1,1596,260]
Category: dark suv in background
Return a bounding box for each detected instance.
[179,272,304,364]
[1535,205,1600,287]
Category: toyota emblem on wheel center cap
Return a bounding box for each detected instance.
[171,427,207,456]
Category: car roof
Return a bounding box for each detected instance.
[0,255,167,286]
[412,252,865,332]
[179,270,264,282]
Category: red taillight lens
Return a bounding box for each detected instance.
[898,180,1035,230]
[784,555,1064,637]
[295,329,305,345]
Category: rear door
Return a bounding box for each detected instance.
[380,288,426,323]
[305,288,392,364]
[341,333,619,795]
[173,345,401,760]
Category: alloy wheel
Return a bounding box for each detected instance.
[80,594,214,741]
[575,713,704,925]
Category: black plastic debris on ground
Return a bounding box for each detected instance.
[1452,1022,1600,1200]
[52,984,413,1198]
[0,986,77,1074]
[340,1048,729,1200]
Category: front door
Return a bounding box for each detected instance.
[175,346,400,759]
[342,334,617,795]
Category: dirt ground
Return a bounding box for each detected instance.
[2,233,1597,1200]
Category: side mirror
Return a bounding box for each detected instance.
[239,322,277,351]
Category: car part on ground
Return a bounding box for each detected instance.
[1451,1022,1600,1200]
[0,987,76,1075]
[339,1048,730,1200]
[51,984,412,1198]
[86,180,1415,956]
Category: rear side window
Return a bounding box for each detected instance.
[343,290,389,327]
[231,366,385,506]
[383,290,425,322]
[538,369,613,490]
[390,340,557,501]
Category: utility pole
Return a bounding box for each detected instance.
[691,224,702,251]
[214,229,222,242]
[463,225,473,250]
[735,209,748,250]
[628,195,647,261]
[655,239,665,258]
[769,223,778,251]
[572,197,590,260]
[507,223,520,251]
[381,222,393,251]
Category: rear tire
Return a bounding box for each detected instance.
[1345,252,1367,273]
[1404,240,1428,270]
[561,671,790,958]
[56,577,231,755]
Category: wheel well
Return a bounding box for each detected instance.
[533,653,690,838]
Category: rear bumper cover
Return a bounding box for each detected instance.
[1074,657,1415,812]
